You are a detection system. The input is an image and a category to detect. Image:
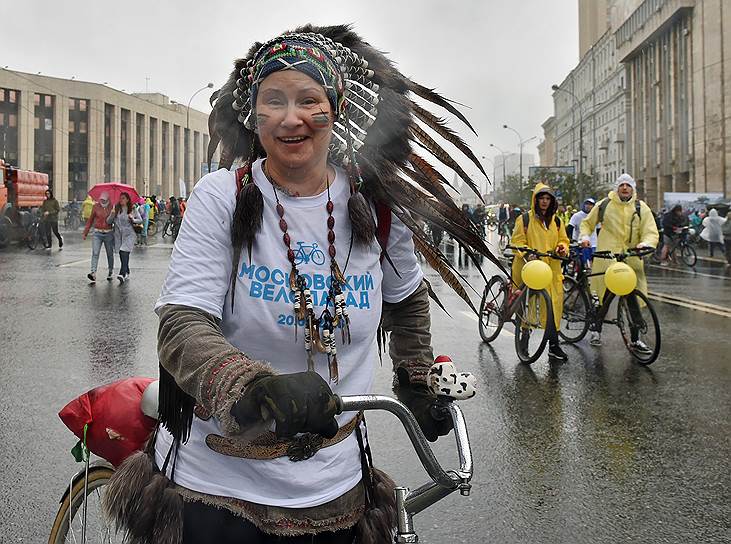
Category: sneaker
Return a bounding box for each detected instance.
[589,331,602,346]
[107,272,114,281]
[631,340,653,355]
[117,274,125,284]
[659,261,669,267]
[517,330,529,354]
[87,272,96,283]
[548,343,568,361]
[59,240,63,249]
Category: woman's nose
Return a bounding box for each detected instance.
[280,104,303,128]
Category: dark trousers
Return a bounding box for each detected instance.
[119,250,130,276]
[182,501,355,544]
[709,241,725,257]
[43,220,62,248]
[725,237,731,264]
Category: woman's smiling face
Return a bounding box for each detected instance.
[255,70,334,171]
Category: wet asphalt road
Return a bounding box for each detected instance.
[0,231,729,543]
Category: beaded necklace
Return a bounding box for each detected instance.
[264,161,351,383]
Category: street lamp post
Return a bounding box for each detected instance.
[551,84,583,176]
[502,124,537,187]
[185,83,214,192]
[187,83,214,130]
[489,143,507,187]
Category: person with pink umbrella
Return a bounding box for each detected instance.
[82,192,115,283]
[109,192,142,283]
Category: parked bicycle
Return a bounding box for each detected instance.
[479,245,565,364]
[49,367,474,544]
[161,214,181,241]
[560,246,661,364]
[651,226,696,267]
[63,205,82,231]
[26,215,43,250]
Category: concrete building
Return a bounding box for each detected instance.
[542,0,731,208]
[0,69,212,202]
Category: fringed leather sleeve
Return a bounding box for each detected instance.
[157,304,275,436]
[381,280,434,388]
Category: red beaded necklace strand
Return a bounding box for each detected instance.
[264,160,350,383]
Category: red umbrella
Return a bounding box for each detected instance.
[88,183,141,205]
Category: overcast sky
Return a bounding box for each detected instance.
[4,0,578,189]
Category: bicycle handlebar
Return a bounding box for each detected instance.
[593,247,655,261]
[506,245,570,262]
[334,394,473,510]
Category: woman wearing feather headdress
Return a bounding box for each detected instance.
[104,25,497,544]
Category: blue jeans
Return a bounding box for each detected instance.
[91,231,115,275]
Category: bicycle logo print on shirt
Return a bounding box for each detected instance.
[293,241,326,266]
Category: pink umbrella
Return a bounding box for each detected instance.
[88,182,141,205]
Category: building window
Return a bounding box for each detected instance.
[104,103,113,180]
[34,93,55,188]
[149,118,157,189]
[173,125,180,184]
[120,108,130,182]
[68,98,89,200]
[162,121,169,183]
[136,113,144,189]
[184,128,190,186]
[0,88,20,164]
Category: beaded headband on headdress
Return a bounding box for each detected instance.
[231,32,380,165]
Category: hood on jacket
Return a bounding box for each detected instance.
[708,208,719,218]
[531,182,558,221]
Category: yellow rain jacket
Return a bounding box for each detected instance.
[81,196,94,221]
[579,190,658,300]
[146,197,156,220]
[510,183,569,328]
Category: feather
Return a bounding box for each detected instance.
[409,152,457,191]
[400,164,455,210]
[422,277,450,316]
[410,124,483,201]
[407,80,477,135]
[414,235,477,313]
[411,101,488,179]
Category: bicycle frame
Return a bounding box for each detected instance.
[336,395,472,543]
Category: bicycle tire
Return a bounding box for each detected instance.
[499,233,509,252]
[48,465,122,544]
[513,288,551,364]
[479,275,507,343]
[559,276,590,343]
[616,290,661,365]
[147,221,158,237]
[680,244,697,267]
[27,223,39,250]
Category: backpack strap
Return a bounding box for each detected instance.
[522,211,560,234]
[597,197,641,223]
[375,201,392,263]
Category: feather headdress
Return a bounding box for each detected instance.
[208,23,502,311]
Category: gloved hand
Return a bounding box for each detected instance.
[231,372,339,439]
[394,368,453,442]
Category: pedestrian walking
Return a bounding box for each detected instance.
[700,208,726,258]
[109,192,141,284]
[136,197,150,246]
[579,173,659,348]
[510,182,570,361]
[104,25,493,544]
[40,189,63,250]
[722,213,731,267]
[82,192,115,283]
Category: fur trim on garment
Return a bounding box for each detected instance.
[355,468,398,544]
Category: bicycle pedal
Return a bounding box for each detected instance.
[428,356,476,400]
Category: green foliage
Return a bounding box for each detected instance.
[527,168,610,207]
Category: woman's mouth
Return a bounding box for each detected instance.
[278,136,309,145]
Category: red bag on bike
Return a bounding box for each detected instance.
[58,377,157,467]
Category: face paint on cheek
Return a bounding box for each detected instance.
[311,111,331,129]
[255,113,270,128]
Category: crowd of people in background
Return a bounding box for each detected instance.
[449,195,731,268]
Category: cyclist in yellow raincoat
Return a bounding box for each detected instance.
[511,182,570,361]
[579,173,659,348]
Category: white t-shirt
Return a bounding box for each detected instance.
[569,210,598,246]
[154,159,423,508]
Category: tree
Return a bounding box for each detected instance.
[527,168,610,207]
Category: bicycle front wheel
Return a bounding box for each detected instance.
[147,221,158,237]
[616,290,661,365]
[48,465,126,544]
[681,244,697,267]
[27,223,40,250]
[513,288,551,364]
[479,275,507,343]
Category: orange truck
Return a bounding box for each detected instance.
[0,159,49,248]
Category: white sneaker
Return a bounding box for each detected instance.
[632,340,653,355]
[117,274,125,284]
[589,331,602,346]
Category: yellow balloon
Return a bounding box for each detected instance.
[521,260,553,290]
[605,262,637,295]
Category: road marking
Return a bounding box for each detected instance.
[648,263,729,281]
[56,259,88,268]
[648,292,731,318]
[460,311,514,336]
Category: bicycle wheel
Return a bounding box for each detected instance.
[479,275,507,343]
[147,221,158,237]
[487,221,497,232]
[48,465,126,544]
[680,244,697,267]
[162,220,171,238]
[26,222,40,250]
[513,288,551,364]
[559,276,590,343]
[499,232,509,251]
[616,290,661,365]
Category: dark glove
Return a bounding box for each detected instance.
[231,372,339,439]
[394,368,453,442]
